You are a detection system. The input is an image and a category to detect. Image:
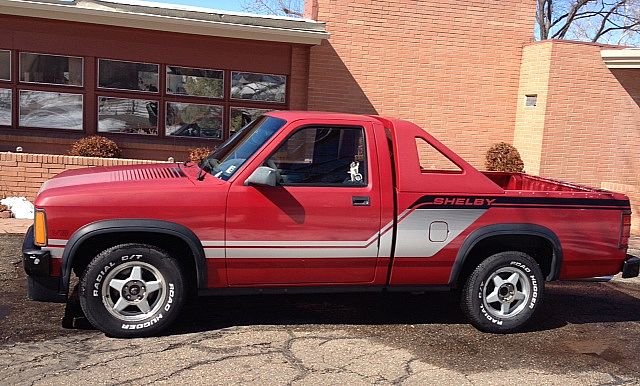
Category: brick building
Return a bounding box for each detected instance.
[0,0,638,230]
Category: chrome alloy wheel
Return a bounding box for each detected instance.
[101,262,166,322]
[482,267,531,319]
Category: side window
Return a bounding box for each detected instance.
[267,127,367,186]
[415,138,461,173]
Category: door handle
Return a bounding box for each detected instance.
[352,196,370,206]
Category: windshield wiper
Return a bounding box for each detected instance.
[196,157,220,181]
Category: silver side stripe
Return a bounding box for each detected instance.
[201,241,224,247]
[42,247,64,259]
[48,239,68,246]
[227,243,379,259]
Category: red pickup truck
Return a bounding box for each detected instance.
[23,111,639,338]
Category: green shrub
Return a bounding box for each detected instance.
[485,142,525,173]
[69,136,121,158]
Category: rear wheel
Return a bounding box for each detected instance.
[461,251,544,333]
[79,243,185,338]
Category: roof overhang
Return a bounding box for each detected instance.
[601,49,640,69]
[0,0,329,45]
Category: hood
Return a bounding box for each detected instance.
[37,163,199,201]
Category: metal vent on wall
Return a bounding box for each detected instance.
[111,167,185,181]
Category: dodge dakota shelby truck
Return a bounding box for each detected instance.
[23,111,639,338]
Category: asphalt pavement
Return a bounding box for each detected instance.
[1,234,639,385]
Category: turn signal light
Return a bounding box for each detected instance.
[34,209,47,247]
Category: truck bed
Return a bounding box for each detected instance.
[483,172,603,192]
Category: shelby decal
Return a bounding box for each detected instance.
[433,197,496,206]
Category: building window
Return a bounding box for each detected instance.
[98,96,158,135]
[525,94,537,107]
[0,88,11,125]
[98,59,159,92]
[166,102,223,139]
[0,50,10,81]
[229,107,272,135]
[19,90,83,130]
[19,52,83,86]
[231,72,286,103]
[166,66,223,99]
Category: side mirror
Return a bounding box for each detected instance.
[244,166,277,187]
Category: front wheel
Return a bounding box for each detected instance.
[79,243,185,338]
[461,251,544,333]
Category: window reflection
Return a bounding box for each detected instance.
[20,52,83,86]
[98,59,159,92]
[0,89,11,126]
[166,102,223,139]
[231,72,286,103]
[98,96,158,135]
[0,50,9,81]
[166,66,223,98]
[19,90,83,130]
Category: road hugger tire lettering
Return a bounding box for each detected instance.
[461,251,544,334]
[79,243,185,338]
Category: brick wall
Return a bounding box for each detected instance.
[513,42,553,175]
[306,0,536,167]
[515,41,640,233]
[0,152,168,202]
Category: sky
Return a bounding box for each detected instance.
[150,0,245,12]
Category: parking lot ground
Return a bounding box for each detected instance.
[1,233,639,385]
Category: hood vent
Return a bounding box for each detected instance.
[112,167,186,182]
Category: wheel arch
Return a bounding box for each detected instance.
[61,219,207,295]
[448,223,563,287]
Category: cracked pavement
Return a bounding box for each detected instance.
[1,234,640,385]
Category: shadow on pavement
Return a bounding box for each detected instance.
[164,281,640,336]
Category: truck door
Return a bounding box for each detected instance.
[225,120,382,286]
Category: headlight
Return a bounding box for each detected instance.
[34,209,48,247]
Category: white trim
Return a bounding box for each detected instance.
[0,0,329,45]
[42,246,64,258]
[601,49,640,68]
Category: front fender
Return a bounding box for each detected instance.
[60,219,207,294]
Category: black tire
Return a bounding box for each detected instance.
[79,243,185,338]
[461,251,544,333]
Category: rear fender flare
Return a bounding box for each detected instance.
[60,219,207,294]
[448,223,563,286]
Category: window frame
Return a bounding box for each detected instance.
[230,70,287,104]
[164,100,225,140]
[19,51,84,87]
[96,95,160,136]
[165,65,224,99]
[97,58,160,94]
[0,88,12,127]
[264,124,369,188]
[0,49,11,82]
[18,89,84,130]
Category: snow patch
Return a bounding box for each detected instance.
[0,197,34,219]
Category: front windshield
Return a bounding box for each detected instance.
[200,115,286,180]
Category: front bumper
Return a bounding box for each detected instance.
[622,254,640,279]
[22,226,66,302]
